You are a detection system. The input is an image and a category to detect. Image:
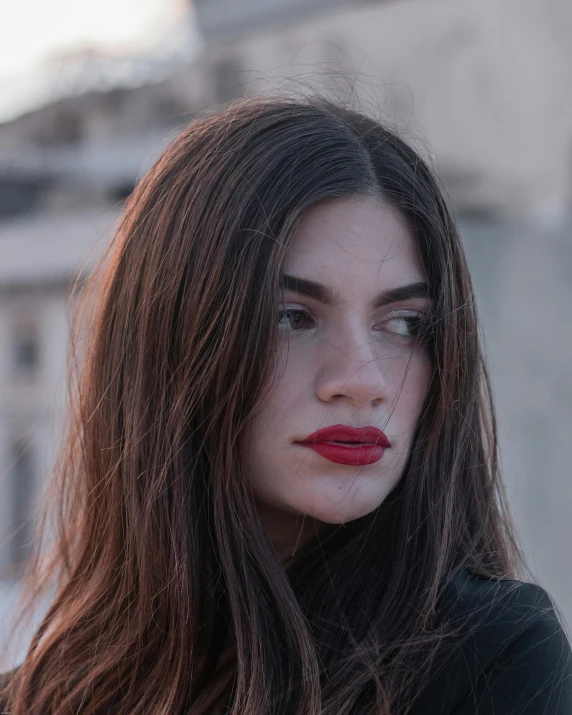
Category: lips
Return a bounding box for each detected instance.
[295,424,390,466]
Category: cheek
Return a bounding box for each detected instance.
[242,346,319,502]
[255,364,302,432]
[378,344,431,429]
[394,351,432,427]
[242,351,303,463]
[254,341,313,426]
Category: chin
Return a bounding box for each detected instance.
[299,494,385,525]
[294,475,397,525]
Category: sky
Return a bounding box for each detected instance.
[0,0,195,120]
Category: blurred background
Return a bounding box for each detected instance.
[1,0,571,664]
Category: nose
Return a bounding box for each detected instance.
[315,331,390,408]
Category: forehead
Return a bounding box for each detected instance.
[282,196,424,292]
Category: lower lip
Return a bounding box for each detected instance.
[298,442,386,466]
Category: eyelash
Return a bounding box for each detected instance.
[277,305,315,332]
[277,304,429,338]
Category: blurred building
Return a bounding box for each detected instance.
[0,0,571,662]
[194,0,381,40]
[194,0,572,222]
[0,77,199,662]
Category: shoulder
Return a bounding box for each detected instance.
[414,569,572,714]
[449,568,571,667]
[447,567,565,640]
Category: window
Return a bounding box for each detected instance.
[32,110,83,147]
[0,177,48,219]
[108,181,136,203]
[11,319,40,382]
[9,437,36,570]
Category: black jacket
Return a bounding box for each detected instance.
[411,569,572,714]
[1,570,571,713]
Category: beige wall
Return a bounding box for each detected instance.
[198,0,572,221]
[460,218,572,628]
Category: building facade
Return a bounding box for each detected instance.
[0,78,198,663]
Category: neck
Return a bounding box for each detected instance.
[255,502,324,563]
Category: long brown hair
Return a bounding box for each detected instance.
[3,96,522,714]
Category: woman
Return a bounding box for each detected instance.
[1,96,570,714]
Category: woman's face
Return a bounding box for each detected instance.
[244,196,432,551]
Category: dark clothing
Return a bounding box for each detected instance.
[411,569,572,714]
[1,570,571,713]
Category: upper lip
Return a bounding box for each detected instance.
[297,424,390,447]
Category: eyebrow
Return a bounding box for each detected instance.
[280,274,429,308]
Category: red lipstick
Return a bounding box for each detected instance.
[296,424,390,466]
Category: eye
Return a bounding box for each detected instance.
[277,305,314,332]
[375,311,426,338]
